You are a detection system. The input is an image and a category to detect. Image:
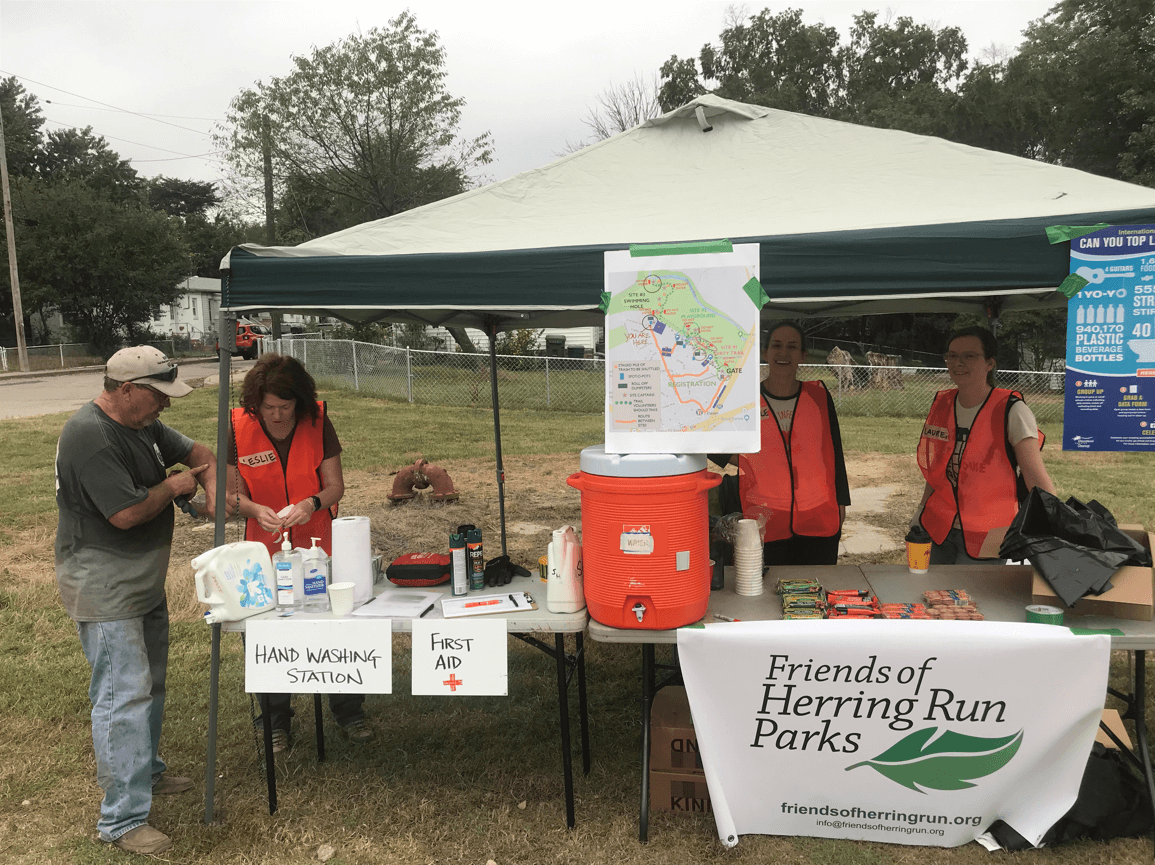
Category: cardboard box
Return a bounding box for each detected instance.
[651,686,703,774]
[1030,526,1154,621]
[1096,708,1133,751]
[649,769,712,814]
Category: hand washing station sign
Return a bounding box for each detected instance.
[1064,225,1155,451]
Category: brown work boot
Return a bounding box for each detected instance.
[152,774,194,795]
[112,824,172,854]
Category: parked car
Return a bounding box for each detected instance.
[215,322,270,360]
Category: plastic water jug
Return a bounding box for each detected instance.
[546,525,585,613]
[193,541,277,624]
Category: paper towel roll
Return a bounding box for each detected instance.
[332,516,373,604]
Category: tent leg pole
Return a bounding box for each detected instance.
[488,322,508,557]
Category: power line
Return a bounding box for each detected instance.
[0,69,214,136]
[41,116,212,158]
[43,99,221,124]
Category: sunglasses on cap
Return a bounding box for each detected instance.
[126,362,179,383]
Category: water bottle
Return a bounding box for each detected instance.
[301,536,330,612]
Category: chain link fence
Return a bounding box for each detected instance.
[275,337,1066,423]
[0,338,218,373]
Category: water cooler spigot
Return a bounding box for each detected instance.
[632,602,647,623]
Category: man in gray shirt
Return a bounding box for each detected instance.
[55,346,218,855]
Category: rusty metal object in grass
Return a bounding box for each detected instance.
[388,458,460,504]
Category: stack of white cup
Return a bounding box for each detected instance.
[733,518,764,596]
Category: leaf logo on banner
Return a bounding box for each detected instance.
[845,727,1023,793]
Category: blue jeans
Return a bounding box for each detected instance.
[76,600,169,842]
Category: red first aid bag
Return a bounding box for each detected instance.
[385,552,451,586]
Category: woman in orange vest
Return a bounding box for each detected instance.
[912,326,1056,564]
[714,322,850,565]
[227,353,369,751]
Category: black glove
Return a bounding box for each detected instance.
[483,555,529,587]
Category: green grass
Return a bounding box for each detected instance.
[6,386,1155,864]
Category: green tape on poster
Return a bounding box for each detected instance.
[598,291,611,313]
[1058,273,1089,298]
[1045,223,1110,244]
[743,277,769,309]
[1069,627,1125,636]
[630,239,733,257]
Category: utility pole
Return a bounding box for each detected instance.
[0,100,30,372]
[262,113,282,341]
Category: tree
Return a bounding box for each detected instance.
[657,55,707,112]
[215,12,493,233]
[148,176,220,217]
[569,74,662,150]
[6,179,188,356]
[956,0,1155,184]
[657,6,968,137]
[0,76,44,178]
[697,8,844,116]
[495,328,544,356]
[840,11,968,135]
[36,127,142,201]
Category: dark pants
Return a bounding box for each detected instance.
[929,527,995,565]
[261,693,366,731]
[762,531,841,566]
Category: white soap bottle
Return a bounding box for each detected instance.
[301,536,330,612]
[272,531,303,611]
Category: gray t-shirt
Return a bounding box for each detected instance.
[55,401,194,622]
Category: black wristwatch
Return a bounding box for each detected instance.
[310,495,322,512]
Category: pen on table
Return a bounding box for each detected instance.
[713,613,741,622]
[419,603,435,618]
[509,593,518,607]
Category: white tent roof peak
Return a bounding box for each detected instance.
[223,96,1155,270]
[643,94,773,127]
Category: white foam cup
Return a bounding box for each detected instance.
[329,581,356,617]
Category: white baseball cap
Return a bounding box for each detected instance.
[106,346,193,397]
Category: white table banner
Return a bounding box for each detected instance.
[676,620,1110,848]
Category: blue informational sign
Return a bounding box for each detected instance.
[1064,225,1155,451]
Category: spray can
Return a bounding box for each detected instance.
[449,532,469,597]
[466,528,485,591]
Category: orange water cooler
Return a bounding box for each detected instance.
[566,447,721,629]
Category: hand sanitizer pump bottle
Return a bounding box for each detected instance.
[273,531,303,611]
[302,536,330,612]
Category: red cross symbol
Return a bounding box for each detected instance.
[443,674,464,692]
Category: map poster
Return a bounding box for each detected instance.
[604,244,761,454]
[1063,225,1155,451]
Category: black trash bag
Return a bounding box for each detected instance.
[998,488,1151,607]
[986,743,1153,849]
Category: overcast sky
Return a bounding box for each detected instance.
[1,1,1055,190]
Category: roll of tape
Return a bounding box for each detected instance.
[1025,604,1064,625]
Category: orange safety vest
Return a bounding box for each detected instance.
[917,388,1043,559]
[738,380,841,542]
[232,402,333,556]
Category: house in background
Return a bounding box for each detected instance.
[150,276,220,345]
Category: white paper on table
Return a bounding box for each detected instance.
[352,588,441,618]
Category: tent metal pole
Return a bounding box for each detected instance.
[487,320,508,557]
[204,307,234,824]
